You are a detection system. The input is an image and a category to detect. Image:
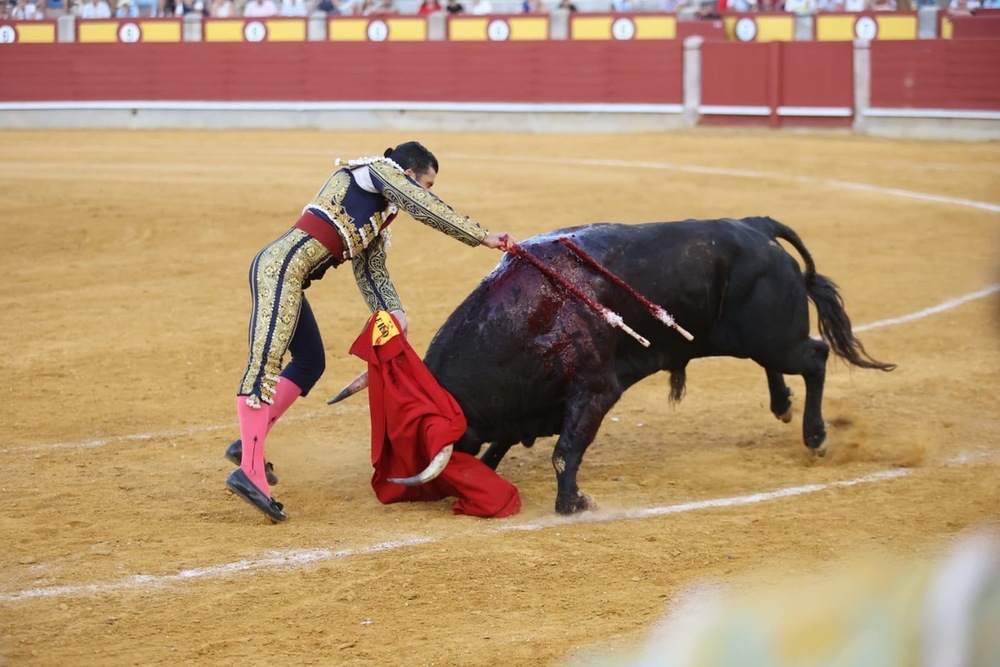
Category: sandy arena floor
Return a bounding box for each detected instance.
[1,129,999,666]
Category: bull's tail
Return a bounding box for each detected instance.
[749,216,896,372]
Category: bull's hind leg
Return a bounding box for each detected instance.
[799,338,830,454]
[765,369,793,423]
[755,338,829,454]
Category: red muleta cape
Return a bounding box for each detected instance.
[349,311,521,518]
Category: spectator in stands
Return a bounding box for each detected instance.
[279,0,308,13]
[815,0,844,10]
[445,0,463,10]
[210,0,233,14]
[468,0,491,12]
[689,0,721,16]
[130,0,154,15]
[171,0,196,13]
[10,0,44,17]
[367,0,397,12]
[115,0,139,14]
[611,0,633,9]
[555,0,576,9]
[948,0,980,13]
[417,0,440,12]
[870,0,895,8]
[728,0,759,10]
[79,0,111,15]
[39,0,66,18]
[312,0,340,11]
[843,0,866,10]
[243,0,277,13]
[784,0,815,11]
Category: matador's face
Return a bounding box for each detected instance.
[406,167,437,192]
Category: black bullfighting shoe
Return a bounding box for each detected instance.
[224,439,278,485]
[226,468,288,523]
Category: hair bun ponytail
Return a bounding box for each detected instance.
[383,147,393,158]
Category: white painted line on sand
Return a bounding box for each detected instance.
[853,284,1000,333]
[446,153,1000,214]
[0,538,435,603]
[0,468,915,603]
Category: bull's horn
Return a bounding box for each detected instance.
[387,445,454,486]
[327,371,369,405]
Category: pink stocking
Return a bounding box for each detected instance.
[266,378,303,433]
[236,398,272,493]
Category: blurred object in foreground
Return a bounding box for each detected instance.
[570,530,1000,667]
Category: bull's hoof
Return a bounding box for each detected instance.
[776,407,793,424]
[555,492,597,515]
[805,430,828,457]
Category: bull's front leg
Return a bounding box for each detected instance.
[552,391,616,515]
[552,433,596,515]
[480,441,514,470]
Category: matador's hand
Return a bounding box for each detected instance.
[482,232,516,251]
[389,309,408,337]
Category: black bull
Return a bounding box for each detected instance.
[421,216,895,515]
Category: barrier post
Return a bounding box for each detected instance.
[917,6,939,38]
[852,38,871,132]
[768,40,782,128]
[427,11,446,40]
[307,11,327,40]
[793,12,814,41]
[550,7,570,40]
[182,12,202,42]
[57,14,75,42]
[683,35,703,128]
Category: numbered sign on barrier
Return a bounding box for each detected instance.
[569,14,675,40]
[328,17,426,41]
[77,18,181,43]
[448,15,547,41]
[724,13,795,42]
[0,21,57,44]
[814,11,919,41]
[204,18,305,42]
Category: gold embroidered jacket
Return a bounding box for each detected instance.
[304,158,487,312]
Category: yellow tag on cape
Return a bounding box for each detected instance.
[371,310,402,347]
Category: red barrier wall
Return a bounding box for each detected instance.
[870,38,1000,110]
[702,41,772,108]
[950,14,1000,39]
[700,40,852,127]
[0,41,684,104]
[783,41,853,108]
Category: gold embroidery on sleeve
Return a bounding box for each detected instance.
[368,162,487,247]
[352,237,402,313]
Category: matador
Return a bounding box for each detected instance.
[225,141,513,523]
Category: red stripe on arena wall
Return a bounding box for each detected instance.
[0,41,683,105]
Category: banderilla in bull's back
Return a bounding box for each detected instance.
[327,239,692,405]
